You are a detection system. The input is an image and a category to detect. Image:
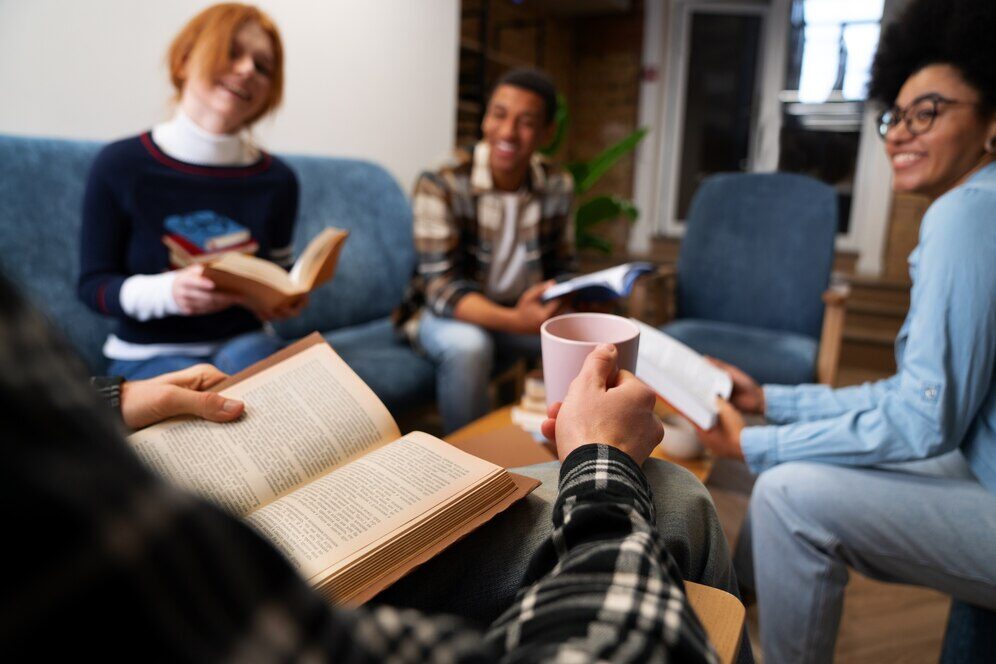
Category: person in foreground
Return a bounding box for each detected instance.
[697,1,996,661]
[396,68,574,433]
[1,270,720,661]
[77,3,299,381]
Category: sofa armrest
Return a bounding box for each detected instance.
[816,280,850,386]
[627,264,677,325]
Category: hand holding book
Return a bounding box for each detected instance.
[631,321,733,430]
[172,264,245,316]
[706,356,765,414]
[126,335,537,604]
[202,227,348,312]
[692,397,747,462]
[541,262,655,303]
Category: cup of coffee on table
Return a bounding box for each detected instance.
[540,313,641,408]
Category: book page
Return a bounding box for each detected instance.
[245,431,502,582]
[205,253,297,298]
[128,344,401,516]
[633,320,733,428]
[289,227,348,288]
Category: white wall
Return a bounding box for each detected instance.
[0,0,458,190]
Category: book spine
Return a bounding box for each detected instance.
[164,233,205,256]
[205,230,252,251]
[163,234,259,260]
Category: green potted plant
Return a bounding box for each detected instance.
[542,95,648,254]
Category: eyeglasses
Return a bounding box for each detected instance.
[877,93,978,140]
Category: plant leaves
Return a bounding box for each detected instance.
[576,234,614,254]
[539,94,570,157]
[566,162,588,186]
[574,127,648,194]
[576,195,639,231]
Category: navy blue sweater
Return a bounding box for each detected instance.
[78,133,298,346]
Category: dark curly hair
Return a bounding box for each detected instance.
[491,68,558,125]
[868,0,996,113]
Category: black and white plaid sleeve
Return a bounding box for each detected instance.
[486,444,719,663]
[0,272,715,662]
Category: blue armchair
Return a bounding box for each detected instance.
[657,172,848,386]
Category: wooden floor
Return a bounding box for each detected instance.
[707,365,952,663]
[739,575,949,663]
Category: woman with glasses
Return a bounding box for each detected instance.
[77,3,299,380]
[695,0,996,661]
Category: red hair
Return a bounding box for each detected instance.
[167,3,284,126]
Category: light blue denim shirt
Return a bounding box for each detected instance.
[741,161,996,494]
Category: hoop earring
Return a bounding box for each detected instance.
[986,136,996,154]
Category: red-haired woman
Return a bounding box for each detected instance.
[78,3,299,379]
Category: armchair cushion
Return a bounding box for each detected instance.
[661,318,818,386]
[322,317,435,414]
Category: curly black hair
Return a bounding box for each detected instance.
[868,0,996,112]
[491,68,558,125]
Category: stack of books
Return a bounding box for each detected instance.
[511,370,548,439]
[162,210,258,268]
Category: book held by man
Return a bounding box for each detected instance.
[541,262,656,302]
[127,334,537,605]
[202,227,349,311]
[631,320,733,429]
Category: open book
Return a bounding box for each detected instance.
[203,227,349,311]
[541,262,655,302]
[127,333,537,605]
[632,320,733,429]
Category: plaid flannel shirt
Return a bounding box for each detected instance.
[395,141,575,341]
[1,273,715,662]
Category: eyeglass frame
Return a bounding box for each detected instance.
[876,93,980,140]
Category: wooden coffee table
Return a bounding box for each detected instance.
[447,404,715,484]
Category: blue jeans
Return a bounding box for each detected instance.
[417,311,542,433]
[742,452,996,664]
[106,330,285,380]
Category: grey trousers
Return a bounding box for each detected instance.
[374,458,740,626]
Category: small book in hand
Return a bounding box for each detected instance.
[541,262,656,302]
[631,320,733,430]
[127,333,538,606]
[203,227,349,311]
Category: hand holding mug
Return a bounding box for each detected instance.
[541,344,663,465]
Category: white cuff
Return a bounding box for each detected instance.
[119,272,182,321]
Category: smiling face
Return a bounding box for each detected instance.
[481,84,553,191]
[180,20,276,134]
[884,64,996,199]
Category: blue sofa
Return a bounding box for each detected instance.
[0,133,435,416]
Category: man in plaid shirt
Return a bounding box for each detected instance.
[396,68,575,433]
[1,272,719,662]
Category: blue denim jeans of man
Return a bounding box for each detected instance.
[741,452,996,664]
[418,310,542,433]
[107,330,285,380]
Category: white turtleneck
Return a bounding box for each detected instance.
[106,113,260,360]
[150,110,259,166]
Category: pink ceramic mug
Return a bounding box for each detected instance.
[540,313,640,408]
